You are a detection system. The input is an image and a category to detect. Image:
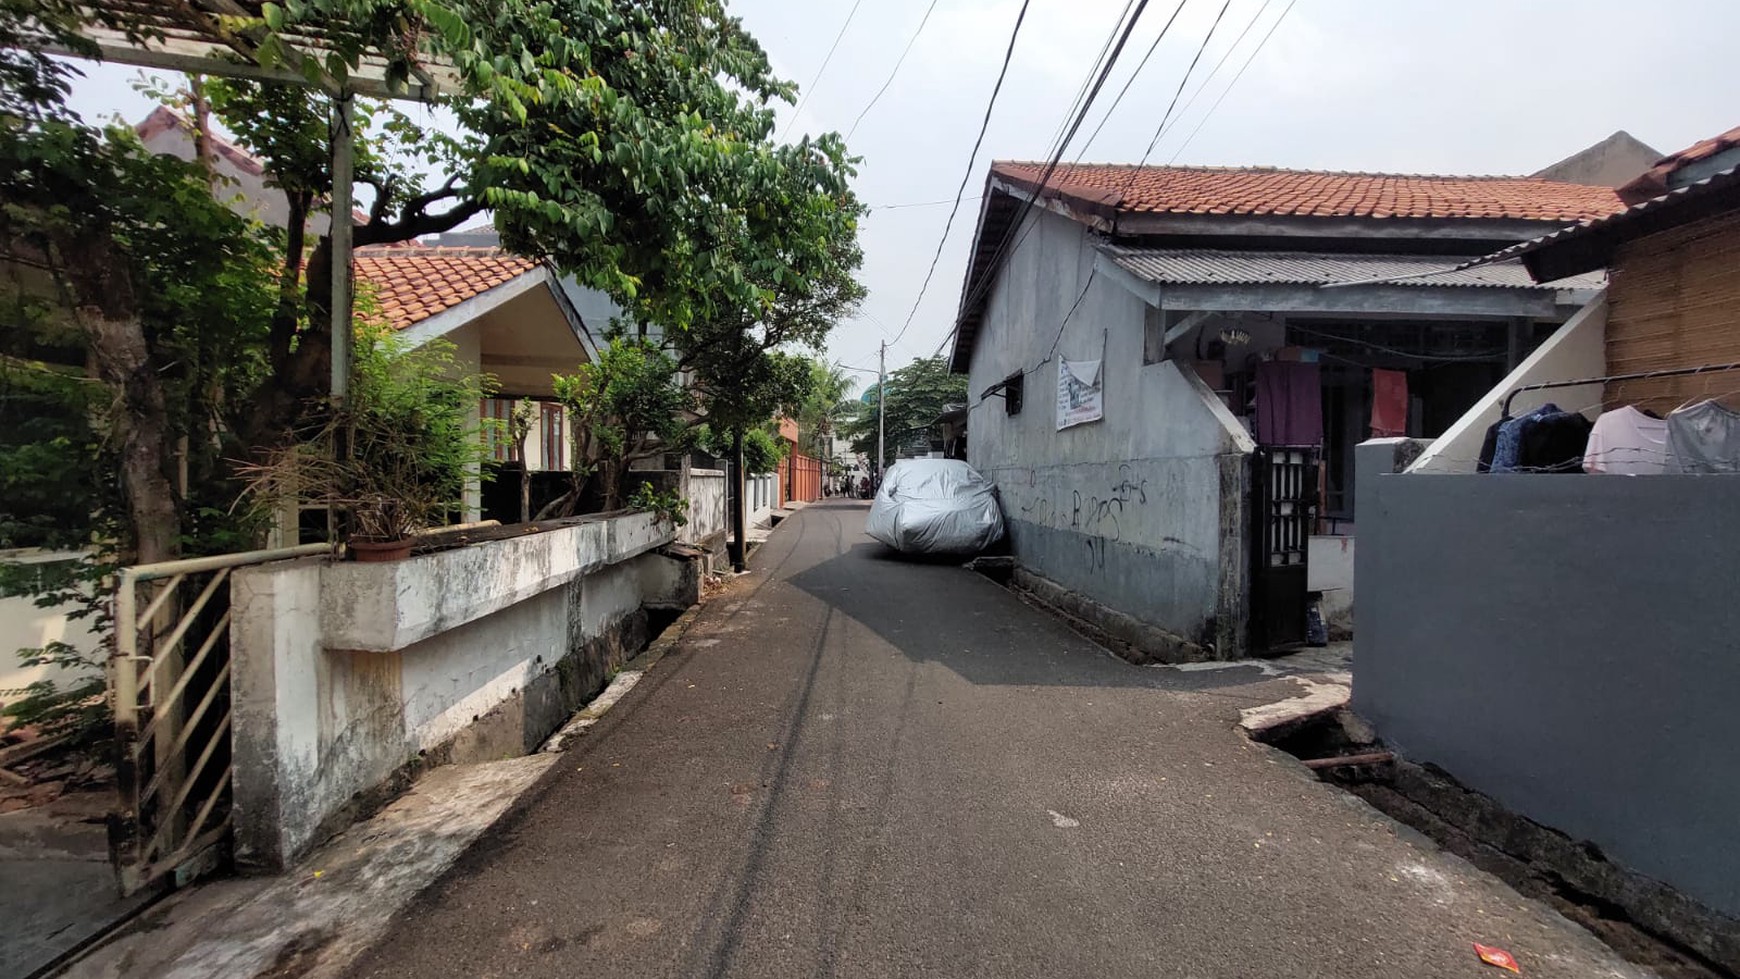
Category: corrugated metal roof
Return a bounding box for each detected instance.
[1099,246,1606,291]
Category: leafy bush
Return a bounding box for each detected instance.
[627,484,689,528]
[239,313,496,542]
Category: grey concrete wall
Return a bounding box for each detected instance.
[964,209,1254,656]
[681,468,729,552]
[1355,467,1740,918]
[232,513,674,870]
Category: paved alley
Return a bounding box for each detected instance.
[351,500,1645,979]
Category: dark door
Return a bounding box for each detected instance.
[1250,446,1317,651]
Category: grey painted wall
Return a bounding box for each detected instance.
[1354,464,1740,918]
[964,209,1253,655]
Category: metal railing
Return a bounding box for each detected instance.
[109,543,329,895]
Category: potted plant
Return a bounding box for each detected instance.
[237,316,494,560]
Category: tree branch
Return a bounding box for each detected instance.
[354,197,485,247]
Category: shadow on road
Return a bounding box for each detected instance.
[786,530,1274,694]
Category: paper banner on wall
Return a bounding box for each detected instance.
[1056,358,1104,430]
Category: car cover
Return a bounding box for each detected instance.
[866,459,1005,555]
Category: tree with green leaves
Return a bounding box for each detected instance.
[100,0,866,459]
[545,337,692,515]
[843,357,968,470]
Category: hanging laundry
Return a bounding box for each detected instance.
[1488,404,1556,472]
[1584,406,1673,474]
[1667,400,1740,473]
[1254,361,1322,446]
[1516,408,1592,473]
[1370,369,1408,437]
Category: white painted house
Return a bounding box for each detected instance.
[950,160,1622,659]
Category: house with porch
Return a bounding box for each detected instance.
[1354,125,1740,966]
[950,160,1619,659]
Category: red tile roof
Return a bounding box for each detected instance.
[354,247,538,329]
[990,161,1624,223]
[1617,124,1740,204]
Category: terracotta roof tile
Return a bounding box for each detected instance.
[1617,124,1740,204]
[991,162,1623,223]
[353,247,538,330]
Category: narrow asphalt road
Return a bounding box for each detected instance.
[352,499,1646,979]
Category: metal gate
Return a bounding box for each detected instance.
[109,545,327,895]
[1249,446,1317,651]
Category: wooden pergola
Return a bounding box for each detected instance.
[29,0,463,401]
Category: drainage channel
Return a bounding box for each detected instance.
[1250,708,1735,979]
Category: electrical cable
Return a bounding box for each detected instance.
[1077,0,1192,158]
[846,0,941,141]
[946,0,1155,341]
[870,195,984,210]
[885,0,1033,349]
[1134,0,1234,166]
[1135,0,1273,158]
[780,0,865,141]
[1046,0,1137,154]
[1167,0,1298,163]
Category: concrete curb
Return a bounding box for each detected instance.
[540,602,704,753]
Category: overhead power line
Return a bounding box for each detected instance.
[1046,0,1137,154]
[1168,0,1299,163]
[871,195,985,210]
[1137,0,1274,158]
[780,0,865,141]
[1135,0,1235,167]
[947,0,1155,341]
[885,0,1034,349]
[1077,0,1192,158]
[846,0,941,141]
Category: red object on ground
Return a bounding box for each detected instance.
[1474,943,1522,973]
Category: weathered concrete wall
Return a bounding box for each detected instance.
[681,468,728,551]
[965,209,1254,657]
[1355,467,1740,919]
[231,511,674,870]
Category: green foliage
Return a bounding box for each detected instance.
[794,359,851,453]
[549,338,691,513]
[1,640,108,752]
[239,312,497,541]
[627,483,688,528]
[843,357,968,468]
[0,361,104,550]
[1,79,279,559]
[695,424,785,475]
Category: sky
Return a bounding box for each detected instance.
[62,0,1740,392]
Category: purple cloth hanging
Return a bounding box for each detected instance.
[1255,361,1323,446]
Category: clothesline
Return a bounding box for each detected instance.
[1500,361,1740,419]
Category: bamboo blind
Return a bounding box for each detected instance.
[1603,211,1740,412]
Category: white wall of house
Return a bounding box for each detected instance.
[965,209,1254,657]
[139,114,332,234]
[0,551,102,707]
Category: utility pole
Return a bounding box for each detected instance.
[876,341,886,492]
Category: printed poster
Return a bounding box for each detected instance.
[1056,358,1103,430]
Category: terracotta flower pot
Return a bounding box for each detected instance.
[347,538,414,563]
